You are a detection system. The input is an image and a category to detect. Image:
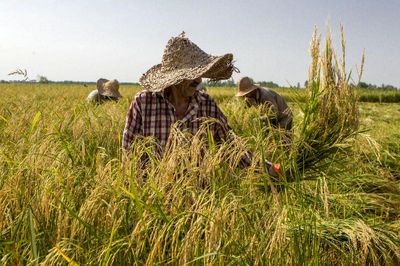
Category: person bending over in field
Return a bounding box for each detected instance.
[236,76,293,136]
[87,78,121,104]
[122,33,281,177]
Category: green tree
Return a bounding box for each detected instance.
[37,75,49,84]
[258,81,279,88]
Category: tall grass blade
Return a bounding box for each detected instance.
[54,246,79,266]
[28,208,39,265]
[30,111,41,134]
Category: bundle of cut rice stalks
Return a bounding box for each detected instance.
[291,25,364,176]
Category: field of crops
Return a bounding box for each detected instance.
[0,81,399,265]
[1,29,400,265]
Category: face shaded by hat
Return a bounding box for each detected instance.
[139,33,236,92]
[236,76,260,97]
[97,79,121,99]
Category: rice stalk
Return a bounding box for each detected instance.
[293,26,362,175]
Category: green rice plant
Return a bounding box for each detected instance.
[292,26,362,175]
[357,89,400,103]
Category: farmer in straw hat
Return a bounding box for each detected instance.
[236,77,293,131]
[122,33,281,176]
[87,78,122,103]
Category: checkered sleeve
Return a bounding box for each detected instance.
[122,95,142,151]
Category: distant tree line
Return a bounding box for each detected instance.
[357,81,398,90]
[203,78,235,87]
[0,78,139,86]
[258,81,280,88]
[203,78,282,88]
[1,77,397,90]
[303,80,399,90]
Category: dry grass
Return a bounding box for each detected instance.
[0,27,399,265]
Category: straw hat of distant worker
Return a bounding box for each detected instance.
[87,78,122,103]
[236,76,259,97]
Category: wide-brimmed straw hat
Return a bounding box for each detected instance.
[139,32,235,92]
[236,76,260,97]
[97,78,121,99]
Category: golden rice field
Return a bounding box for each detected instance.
[0,82,399,265]
[1,31,400,265]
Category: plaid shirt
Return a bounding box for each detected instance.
[122,90,231,151]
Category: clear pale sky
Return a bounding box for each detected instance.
[1,0,399,87]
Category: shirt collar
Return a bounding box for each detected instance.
[182,93,201,123]
[155,89,202,122]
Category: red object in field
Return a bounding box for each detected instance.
[271,163,283,177]
[265,160,283,177]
